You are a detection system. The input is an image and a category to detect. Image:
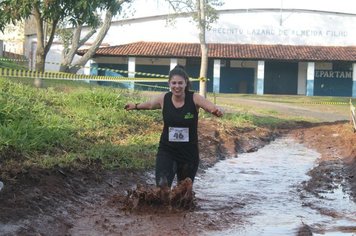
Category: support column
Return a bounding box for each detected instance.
[306,62,315,96]
[213,59,221,93]
[170,58,178,70]
[352,63,356,97]
[85,59,93,75]
[256,61,265,95]
[87,60,98,85]
[128,57,136,90]
[85,60,96,84]
[90,62,98,76]
[297,62,307,95]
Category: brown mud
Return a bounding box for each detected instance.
[0,119,355,235]
[120,177,195,212]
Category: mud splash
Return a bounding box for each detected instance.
[117,178,196,212]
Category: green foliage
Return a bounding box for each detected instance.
[84,134,158,169]
[0,0,121,32]
[56,27,74,51]
[0,0,128,72]
[0,58,27,70]
[220,112,254,126]
[0,79,76,152]
[166,0,224,29]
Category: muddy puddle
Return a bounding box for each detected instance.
[68,138,356,235]
[195,138,356,235]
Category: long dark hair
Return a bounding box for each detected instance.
[168,65,191,92]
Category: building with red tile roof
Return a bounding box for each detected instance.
[72,2,356,96]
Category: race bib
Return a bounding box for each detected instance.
[168,127,189,142]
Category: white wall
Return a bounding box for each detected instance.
[315,62,333,70]
[45,43,63,71]
[99,10,356,48]
[0,22,25,55]
[230,60,257,68]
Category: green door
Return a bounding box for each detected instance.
[264,61,298,95]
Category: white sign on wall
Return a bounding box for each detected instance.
[206,12,356,46]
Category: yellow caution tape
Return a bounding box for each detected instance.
[301,101,348,105]
[1,58,206,82]
[134,82,169,90]
[0,57,28,62]
[0,67,195,83]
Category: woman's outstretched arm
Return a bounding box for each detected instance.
[125,93,165,110]
[193,93,224,117]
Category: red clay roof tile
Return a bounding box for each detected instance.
[78,41,356,61]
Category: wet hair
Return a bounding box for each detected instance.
[168,65,191,92]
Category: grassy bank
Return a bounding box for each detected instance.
[0,78,162,175]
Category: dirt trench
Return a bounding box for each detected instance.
[0,119,355,235]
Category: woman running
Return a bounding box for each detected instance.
[125,65,223,188]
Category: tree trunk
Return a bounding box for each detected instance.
[199,43,208,98]
[33,6,45,87]
[198,0,208,98]
[33,49,45,88]
[59,26,96,72]
[33,5,59,87]
[62,9,114,74]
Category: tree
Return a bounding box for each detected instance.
[166,0,223,97]
[0,0,120,74]
[58,0,131,74]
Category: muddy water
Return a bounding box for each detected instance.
[195,138,356,236]
[68,138,356,236]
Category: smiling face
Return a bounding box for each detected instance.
[169,75,187,97]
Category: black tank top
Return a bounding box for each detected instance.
[159,91,198,148]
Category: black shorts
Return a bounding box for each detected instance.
[155,146,199,187]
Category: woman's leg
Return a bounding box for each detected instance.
[176,158,199,183]
[176,146,199,183]
[155,149,177,188]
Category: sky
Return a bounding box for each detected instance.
[128,0,356,18]
[221,0,356,14]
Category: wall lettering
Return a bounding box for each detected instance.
[315,70,352,79]
[209,27,348,38]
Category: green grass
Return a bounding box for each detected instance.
[0,77,161,173]
[0,57,28,70]
[206,92,351,124]
[211,93,354,106]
